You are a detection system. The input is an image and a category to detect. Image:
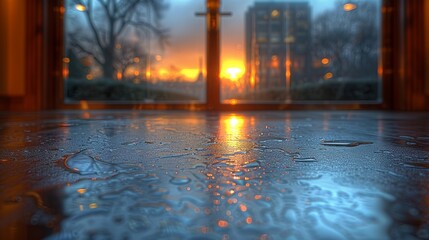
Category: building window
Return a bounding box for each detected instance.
[222,0,381,103]
[59,0,384,108]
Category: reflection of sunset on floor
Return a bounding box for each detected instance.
[222,115,246,150]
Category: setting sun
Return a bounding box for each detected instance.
[221,59,244,81]
[224,67,243,81]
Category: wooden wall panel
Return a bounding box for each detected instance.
[424,1,429,96]
[1,0,27,97]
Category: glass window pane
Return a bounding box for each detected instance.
[64,0,205,103]
[221,0,382,104]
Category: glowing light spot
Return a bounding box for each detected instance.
[218,220,229,228]
[344,3,357,11]
[227,116,244,129]
[63,58,70,63]
[225,99,238,105]
[324,72,333,80]
[75,4,86,12]
[228,198,238,204]
[77,188,86,194]
[80,100,89,110]
[246,217,253,224]
[271,9,279,17]
[133,57,140,63]
[239,204,247,212]
[89,203,97,209]
[321,58,330,65]
[86,74,94,80]
[225,67,242,81]
[117,72,123,80]
[254,195,262,200]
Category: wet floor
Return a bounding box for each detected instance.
[0,111,428,240]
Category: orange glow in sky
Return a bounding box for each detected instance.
[180,68,200,80]
[221,59,245,81]
[224,67,243,81]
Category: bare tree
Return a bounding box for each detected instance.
[312,0,379,79]
[67,0,168,80]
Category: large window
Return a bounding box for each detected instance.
[62,0,382,107]
[221,0,381,104]
[64,0,205,103]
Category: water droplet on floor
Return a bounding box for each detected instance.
[293,157,317,162]
[320,140,373,147]
[399,136,415,140]
[121,140,139,146]
[169,176,191,185]
[243,161,260,168]
[212,162,228,168]
[61,151,116,175]
[191,163,207,169]
[402,162,429,170]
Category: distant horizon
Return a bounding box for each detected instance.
[66,0,380,82]
[160,0,336,80]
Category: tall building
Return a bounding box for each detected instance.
[245,2,311,94]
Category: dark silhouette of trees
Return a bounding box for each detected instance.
[68,49,90,79]
[67,0,168,80]
[312,0,379,80]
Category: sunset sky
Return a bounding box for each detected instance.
[157,0,336,80]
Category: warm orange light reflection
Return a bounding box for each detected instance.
[77,188,86,194]
[239,204,247,212]
[116,72,123,80]
[321,58,330,65]
[344,3,357,11]
[80,101,89,110]
[75,4,86,12]
[224,99,238,105]
[218,220,229,228]
[225,116,244,135]
[324,72,333,80]
[221,60,245,81]
[285,60,291,80]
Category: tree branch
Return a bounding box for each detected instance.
[83,0,106,51]
[69,36,104,66]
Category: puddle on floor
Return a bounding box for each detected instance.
[1,112,429,240]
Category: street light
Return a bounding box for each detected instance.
[343,2,357,12]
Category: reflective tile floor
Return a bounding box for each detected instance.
[0,111,429,240]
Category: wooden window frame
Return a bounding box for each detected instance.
[37,0,426,111]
